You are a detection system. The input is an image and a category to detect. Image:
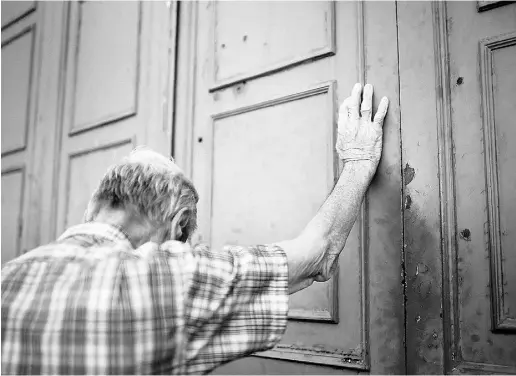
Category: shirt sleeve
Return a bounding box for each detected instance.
[177,243,289,374]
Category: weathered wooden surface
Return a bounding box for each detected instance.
[398,2,446,373]
[398,1,516,373]
[446,1,516,372]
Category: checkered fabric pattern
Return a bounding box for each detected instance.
[1,222,289,375]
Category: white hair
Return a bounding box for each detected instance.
[84,147,198,242]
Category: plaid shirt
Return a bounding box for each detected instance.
[1,222,289,375]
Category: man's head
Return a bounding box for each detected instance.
[84,146,199,247]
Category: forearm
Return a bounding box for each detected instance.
[278,82,387,294]
[277,161,374,293]
[303,161,373,279]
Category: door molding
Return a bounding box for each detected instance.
[432,2,459,374]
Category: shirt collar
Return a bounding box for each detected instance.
[58,222,133,249]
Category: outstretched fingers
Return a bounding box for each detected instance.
[338,96,350,134]
[373,96,389,130]
[348,83,363,120]
[360,84,373,121]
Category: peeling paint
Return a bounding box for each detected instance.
[405,194,412,210]
[403,163,415,186]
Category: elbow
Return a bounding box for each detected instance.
[280,229,334,295]
[298,229,330,276]
[300,228,345,282]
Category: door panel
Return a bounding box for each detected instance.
[70,1,140,133]
[1,25,34,154]
[484,35,516,332]
[175,1,404,373]
[54,1,176,236]
[210,1,335,90]
[209,83,339,323]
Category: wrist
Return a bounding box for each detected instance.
[340,160,377,182]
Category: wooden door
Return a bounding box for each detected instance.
[398,1,516,373]
[52,1,178,237]
[174,1,405,374]
[1,1,39,264]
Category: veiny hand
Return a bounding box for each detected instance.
[336,83,389,169]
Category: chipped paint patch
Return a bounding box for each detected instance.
[405,194,412,210]
[404,163,415,186]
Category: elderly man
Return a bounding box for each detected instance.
[1,83,388,375]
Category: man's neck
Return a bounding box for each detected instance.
[92,208,150,248]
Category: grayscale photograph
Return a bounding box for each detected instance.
[1,0,515,374]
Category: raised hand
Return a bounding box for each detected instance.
[335,83,389,170]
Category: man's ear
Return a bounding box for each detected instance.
[170,207,190,242]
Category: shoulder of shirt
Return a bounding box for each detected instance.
[158,242,284,255]
[3,238,135,268]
